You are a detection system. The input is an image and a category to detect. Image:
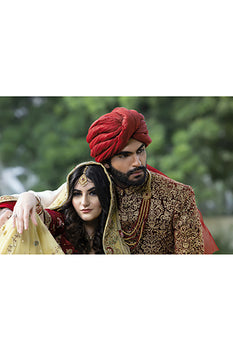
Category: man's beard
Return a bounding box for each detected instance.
[108,164,147,187]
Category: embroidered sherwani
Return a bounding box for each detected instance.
[116,171,204,254]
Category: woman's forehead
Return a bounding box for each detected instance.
[74,179,95,191]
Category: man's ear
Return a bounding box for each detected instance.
[103,162,110,169]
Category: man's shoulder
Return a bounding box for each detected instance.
[149,171,194,196]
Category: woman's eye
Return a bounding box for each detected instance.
[73,192,82,197]
[89,190,97,196]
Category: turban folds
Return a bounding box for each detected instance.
[86,107,152,162]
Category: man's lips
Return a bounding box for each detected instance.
[127,167,145,177]
[131,170,144,176]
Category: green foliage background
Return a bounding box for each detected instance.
[0,96,233,252]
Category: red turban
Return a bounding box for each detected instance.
[86,107,152,162]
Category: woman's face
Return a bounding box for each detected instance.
[72,178,102,222]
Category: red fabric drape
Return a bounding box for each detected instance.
[0,201,16,211]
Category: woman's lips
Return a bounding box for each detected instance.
[81,209,92,213]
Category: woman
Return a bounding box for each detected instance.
[0,162,129,254]
[47,162,111,254]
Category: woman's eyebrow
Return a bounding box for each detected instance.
[73,187,96,193]
[87,187,96,192]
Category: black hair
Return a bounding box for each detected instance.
[59,164,111,254]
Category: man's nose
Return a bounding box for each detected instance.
[132,154,142,167]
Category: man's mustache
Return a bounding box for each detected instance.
[127,166,146,177]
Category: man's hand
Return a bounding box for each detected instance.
[0,208,13,228]
[12,192,39,234]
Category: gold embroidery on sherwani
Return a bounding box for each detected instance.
[120,172,151,249]
[116,171,204,254]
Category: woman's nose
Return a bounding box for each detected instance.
[81,194,89,207]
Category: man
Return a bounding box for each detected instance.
[0,107,218,254]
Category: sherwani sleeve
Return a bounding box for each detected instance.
[173,186,205,254]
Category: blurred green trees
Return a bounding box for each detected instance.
[0,96,233,218]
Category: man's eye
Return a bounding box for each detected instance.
[118,154,128,159]
[137,148,145,154]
